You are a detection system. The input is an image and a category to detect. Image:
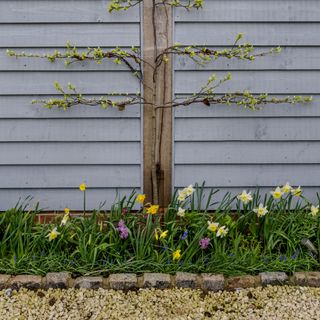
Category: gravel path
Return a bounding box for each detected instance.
[0,286,319,319]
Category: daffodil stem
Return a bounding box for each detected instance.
[83,191,86,217]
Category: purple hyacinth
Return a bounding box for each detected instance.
[116,219,129,239]
[199,237,210,250]
[181,230,188,241]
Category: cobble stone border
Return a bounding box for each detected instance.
[1,272,320,291]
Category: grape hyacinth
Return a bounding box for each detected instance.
[199,238,210,250]
[116,219,129,239]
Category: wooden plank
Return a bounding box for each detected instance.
[175,1,320,22]
[175,141,320,164]
[0,188,139,211]
[0,48,140,71]
[0,24,140,47]
[175,164,320,187]
[174,99,320,118]
[174,47,320,71]
[0,96,140,118]
[0,1,139,23]
[175,23,320,46]
[0,165,141,188]
[175,71,320,94]
[0,142,141,165]
[175,118,320,141]
[0,119,140,141]
[0,71,139,94]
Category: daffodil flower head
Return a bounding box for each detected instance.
[291,186,302,197]
[310,205,319,217]
[270,187,283,199]
[60,214,70,226]
[172,249,181,261]
[216,226,229,238]
[177,207,186,217]
[253,203,268,217]
[146,204,159,215]
[237,190,253,204]
[64,207,70,214]
[177,189,187,202]
[160,230,168,239]
[207,221,219,233]
[185,184,195,196]
[47,227,60,241]
[79,183,86,191]
[136,194,146,204]
[281,182,292,194]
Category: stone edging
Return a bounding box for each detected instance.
[0,272,320,292]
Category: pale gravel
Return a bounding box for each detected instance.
[0,286,319,320]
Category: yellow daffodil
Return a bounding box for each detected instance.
[291,186,302,197]
[146,204,159,215]
[64,207,70,214]
[310,205,319,217]
[281,182,292,194]
[79,183,86,191]
[253,204,268,217]
[155,229,159,241]
[172,249,181,261]
[47,227,60,241]
[177,207,186,217]
[136,194,146,204]
[160,230,168,239]
[237,190,253,204]
[216,226,229,238]
[270,187,283,199]
[207,221,219,233]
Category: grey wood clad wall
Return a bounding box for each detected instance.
[174,0,320,201]
[0,0,142,210]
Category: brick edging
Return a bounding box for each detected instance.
[1,272,320,292]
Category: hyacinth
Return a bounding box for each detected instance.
[199,238,210,250]
[116,219,129,239]
[181,230,188,241]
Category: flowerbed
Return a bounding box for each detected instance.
[0,183,319,276]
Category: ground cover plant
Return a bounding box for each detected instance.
[0,183,319,277]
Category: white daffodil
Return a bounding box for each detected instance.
[310,205,319,217]
[177,189,187,202]
[237,190,253,204]
[216,226,229,238]
[291,186,302,197]
[270,187,283,199]
[253,203,268,218]
[177,207,186,217]
[185,184,195,196]
[281,182,292,194]
[60,213,70,226]
[47,227,60,241]
[207,221,219,233]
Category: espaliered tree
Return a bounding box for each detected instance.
[7,0,312,206]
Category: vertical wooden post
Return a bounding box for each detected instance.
[143,0,173,207]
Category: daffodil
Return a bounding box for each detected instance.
[291,186,302,197]
[185,184,195,196]
[216,226,229,238]
[136,194,146,204]
[146,204,159,215]
[60,214,70,226]
[310,205,319,217]
[281,182,292,194]
[270,187,283,199]
[155,229,159,241]
[253,204,268,217]
[177,207,186,217]
[177,189,187,202]
[79,183,86,191]
[160,230,168,239]
[64,207,70,214]
[47,227,60,241]
[207,221,219,233]
[172,249,181,261]
[237,190,253,204]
